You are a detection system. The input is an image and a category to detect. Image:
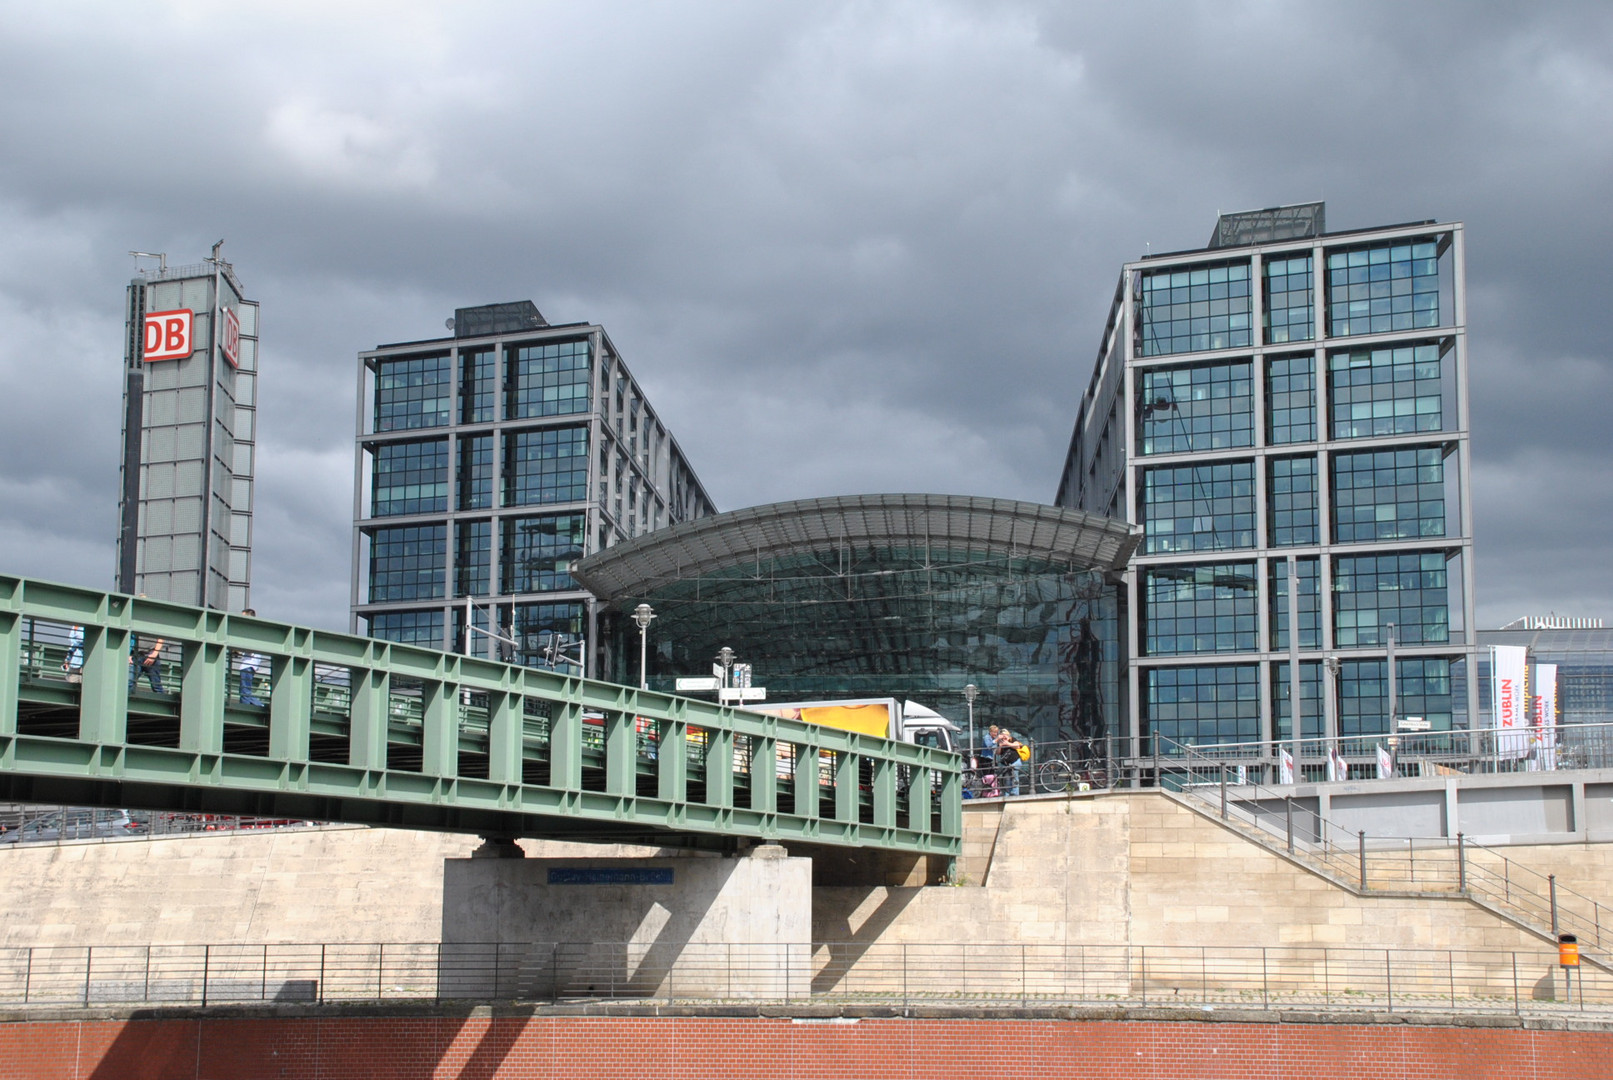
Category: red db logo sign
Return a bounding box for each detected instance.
[220,306,240,367]
[143,309,193,361]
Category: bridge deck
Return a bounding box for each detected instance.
[0,574,960,855]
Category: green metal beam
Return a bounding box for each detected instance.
[0,573,960,856]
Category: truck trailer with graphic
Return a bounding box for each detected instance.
[747,698,960,754]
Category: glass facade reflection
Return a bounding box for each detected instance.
[1141,461,1256,554]
[1263,255,1314,343]
[372,439,447,516]
[1329,342,1447,439]
[599,548,1119,750]
[1058,205,1475,756]
[1138,261,1252,356]
[354,301,715,655]
[1327,241,1440,337]
[1269,556,1321,651]
[501,513,585,593]
[369,524,446,603]
[1271,661,1324,741]
[1331,446,1446,542]
[374,354,450,432]
[1265,354,1316,444]
[575,496,1138,753]
[1142,564,1257,655]
[504,427,589,507]
[1337,657,1462,735]
[1267,455,1319,546]
[1137,360,1254,454]
[1333,551,1450,647]
[1143,665,1260,746]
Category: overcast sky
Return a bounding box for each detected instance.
[1,1,1608,633]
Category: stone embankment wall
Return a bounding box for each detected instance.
[0,793,1609,952]
[815,793,1613,954]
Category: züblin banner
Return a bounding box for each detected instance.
[1492,645,1529,759]
[1534,663,1559,770]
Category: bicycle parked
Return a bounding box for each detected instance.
[1036,746,1109,793]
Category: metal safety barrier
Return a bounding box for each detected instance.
[0,940,1603,1018]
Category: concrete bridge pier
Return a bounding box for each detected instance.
[439,842,812,1000]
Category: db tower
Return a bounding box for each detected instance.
[116,245,259,610]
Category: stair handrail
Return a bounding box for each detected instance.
[1152,734,1609,958]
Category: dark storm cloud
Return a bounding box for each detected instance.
[0,0,1608,632]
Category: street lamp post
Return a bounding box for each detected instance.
[963,683,979,765]
[1386,620,1398,732]
[632,604,655,691]
[716,646,735,702]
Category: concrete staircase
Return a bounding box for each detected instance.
[1161,784,1613,974]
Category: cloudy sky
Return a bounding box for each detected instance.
[0,1,1608,633]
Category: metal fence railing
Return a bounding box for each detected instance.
[1124,724,1613,783]
[0,805,317,847]
[963,722,1613,804]
[0,941,1603,1017]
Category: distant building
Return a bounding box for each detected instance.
[350,301,715,673]
[1479,621,1613,729]
[117,248,258,610]
[1056,204,1477,756]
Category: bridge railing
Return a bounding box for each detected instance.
[0,574,960,855]
[0,940,1603,1017]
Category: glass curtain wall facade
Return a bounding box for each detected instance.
[351,301,715,674]
[570,495,1139,752]
[600,550,1119,748]
[1056,204,1477,757]
[117,253,258,610]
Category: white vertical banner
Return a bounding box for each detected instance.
[1534,663,1559,770]
[1279,747,1294,785]
[1327,746,1347,782]
[1492,645,1530,760]
[1376,742,1394,780]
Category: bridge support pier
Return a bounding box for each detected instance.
[441,843,812,1000]
[470,837,526,859]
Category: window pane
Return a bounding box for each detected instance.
[1137,260,1252,357]
[374,354,450,431]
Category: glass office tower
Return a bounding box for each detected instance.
[1056,204,1477,757]
[117,249,258,610]
[350,301,715,674]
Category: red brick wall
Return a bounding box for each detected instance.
[0,1014,1609,1080]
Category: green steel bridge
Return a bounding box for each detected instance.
[0,574,960,856]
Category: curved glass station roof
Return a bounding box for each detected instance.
[572,494,1140,749]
